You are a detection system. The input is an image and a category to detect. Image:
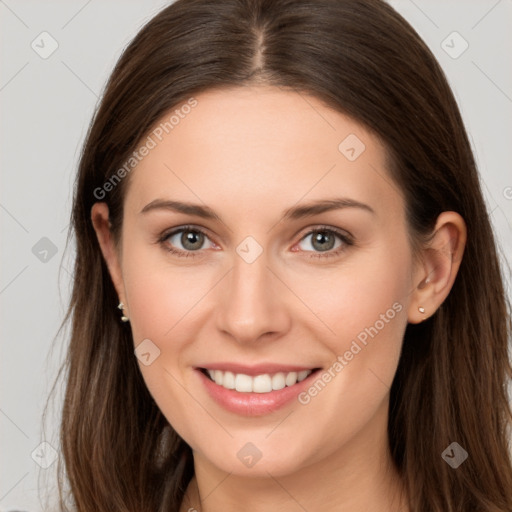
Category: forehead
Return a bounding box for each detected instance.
[125,85,401,222]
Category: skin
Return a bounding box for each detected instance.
[92,85,466,512]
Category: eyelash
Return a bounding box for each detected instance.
[157,224,354,260]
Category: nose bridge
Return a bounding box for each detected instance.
[215,248,289,344]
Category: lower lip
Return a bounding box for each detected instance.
[195,368,319,416]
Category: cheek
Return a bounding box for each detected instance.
[293,236,411,353]
[120,241,210,442]
[328,262,408,351]
[301,241,412,396]
[292,239,411,439]
[121,238,210,342]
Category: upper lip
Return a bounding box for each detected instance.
[196,363,319,376]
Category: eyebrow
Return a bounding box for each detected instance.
[139,197,375,221]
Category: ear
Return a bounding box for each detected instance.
[407,211,467,324]
[91,202,127,307]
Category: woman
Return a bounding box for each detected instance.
[58,0,512,510]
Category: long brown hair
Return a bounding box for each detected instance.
[56,0,512,510]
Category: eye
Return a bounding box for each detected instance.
[158,225,353,260]
[158,225,216,257]
[295,227,353,259]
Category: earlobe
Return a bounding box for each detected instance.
[90,202,127,306]
[407,211,467,324]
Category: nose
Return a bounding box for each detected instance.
[215,250,291,345]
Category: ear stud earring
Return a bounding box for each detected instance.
[418,306,425,314]
[118,302,129,322]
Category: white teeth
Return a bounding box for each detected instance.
[285,372,297,386]
[297,370,310,382]
[214,370,223,386]
[223,371,236,390]
[204,369,313,393]
[271,372,286,390]
[253,374,272,393]
[235,373,253,392]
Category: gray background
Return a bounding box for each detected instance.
[1,1,511,510]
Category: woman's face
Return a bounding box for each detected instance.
[102,86,421,476]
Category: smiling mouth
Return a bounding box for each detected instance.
[199,367,321,393]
